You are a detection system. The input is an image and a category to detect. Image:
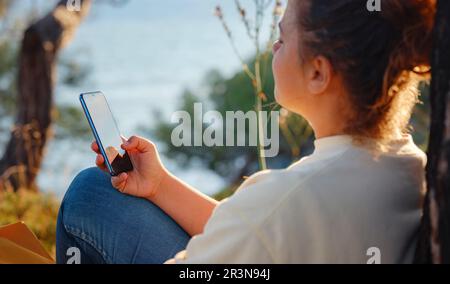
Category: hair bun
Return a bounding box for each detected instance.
[381,0,436,72]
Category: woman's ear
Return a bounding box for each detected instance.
[306,55,332,95]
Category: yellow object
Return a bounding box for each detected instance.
[0,222,54,264]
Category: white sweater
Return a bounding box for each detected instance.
[171,135,426,264]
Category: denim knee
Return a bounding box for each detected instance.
[57,167,191,264]
[62,167,109,204]
[59,167,113,229]
[57,168,116,263]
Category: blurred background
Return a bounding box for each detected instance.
[0,0,430,255]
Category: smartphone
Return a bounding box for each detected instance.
[80,91,133,176]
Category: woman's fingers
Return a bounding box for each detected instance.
[91,141,100,154]
[111,173,128,192]
[95,154,108,172]
[92,141,108,172]
[121,136,155,153]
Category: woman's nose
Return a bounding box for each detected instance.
[272,40,282,54]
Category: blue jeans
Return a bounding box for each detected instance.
[56,167,191,264]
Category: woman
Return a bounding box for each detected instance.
[56,0,436,264]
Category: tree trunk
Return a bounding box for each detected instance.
[415,0,450,264]
[0,0,91,191]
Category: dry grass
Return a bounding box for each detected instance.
[0,189,60,258]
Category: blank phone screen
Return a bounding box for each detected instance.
[82,92,133,175]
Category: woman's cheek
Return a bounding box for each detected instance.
[272,52,282,86]
[272,51,288,103]
[272,56,281,101]
[273,54,305,111]
[272,50,279,76]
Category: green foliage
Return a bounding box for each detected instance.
[0,190,60,257]
[411,82,431,151]
[54,105,91,139]
[152,55,314,185]
[213,184,239,201]
[0,41,17,117]
[59,56,92,87]
[0,41,16,75]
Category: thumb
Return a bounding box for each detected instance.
[121,136,155,153]
[111,172,128,193]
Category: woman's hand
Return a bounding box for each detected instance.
[92,136,218,237]
[91,136,168,200]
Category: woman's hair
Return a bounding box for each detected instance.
[296,0,436,141]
